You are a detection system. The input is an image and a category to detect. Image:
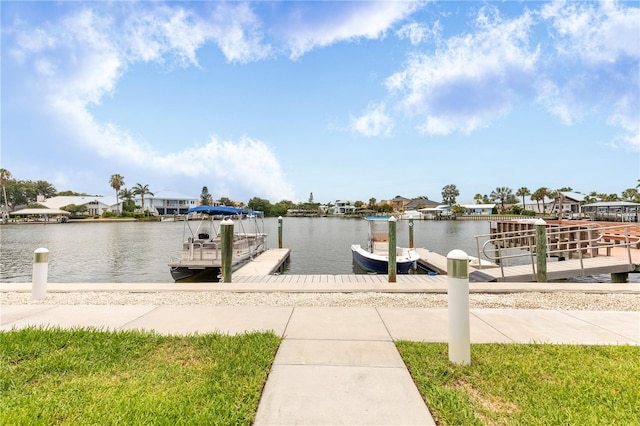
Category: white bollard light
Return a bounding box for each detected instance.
[447,249,470,365]
[32,247,49,300]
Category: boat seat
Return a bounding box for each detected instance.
[372,232,388,242]
[373,242,388,252]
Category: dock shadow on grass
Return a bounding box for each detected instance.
[396,342,640,426]
[0,327,281,425]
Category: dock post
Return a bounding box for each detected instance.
[409,219,414,249]
[447,249,470,365]
[32,247,49,300]
[221,219,234,283]
[278,216,283,249]
[535,219,547,282]
[611,272,628,283]
[388,216,397,283]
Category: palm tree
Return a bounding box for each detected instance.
[547,189,560,215]
[118,188,135,213]
[531,187,549,213]
[0,168,11,222]
[516,187,531,209]
[109,174,125,214]
[473,193,483,204]
[621,188,638,201]
[583,195,597,204]
[132,183,154,216]
[490,187,513,212]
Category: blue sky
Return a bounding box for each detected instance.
[2,0,639,204]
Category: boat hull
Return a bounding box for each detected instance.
[169,266,222,282]
[351,245,418,274]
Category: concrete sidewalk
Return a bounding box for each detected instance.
[2,303,638,425]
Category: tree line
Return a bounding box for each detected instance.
[442,183,640,212]
[1,168,638,219]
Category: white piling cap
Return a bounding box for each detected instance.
[447,249,468,260]
[33,247,49,263]
[535,218,547,225]
[388,216,397,222]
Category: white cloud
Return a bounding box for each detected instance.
[541,0,640,62]
[351,103,394,137]
[156,135,295,201]
[120,3,271,65]
[386,6,538,135]
[396,21,441,45]
[538,0,639,143]
[283,2,421,59]
[49,95,295,201]
[208,2,272,63]
[7,3,292,200]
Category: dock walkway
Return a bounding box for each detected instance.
[416,247,638,282]
[474,256,634,282]
[234,248,290,276]
[231,241,640,283]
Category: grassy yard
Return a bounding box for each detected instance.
[0,327,281,425]
[396,342,640,425]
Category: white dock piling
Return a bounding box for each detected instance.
[447,249,470,365]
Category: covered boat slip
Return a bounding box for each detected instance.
[168,205,267,282]
[6,208,71,223]
[582,201,640,222]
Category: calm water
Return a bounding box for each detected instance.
[1,218,634,283]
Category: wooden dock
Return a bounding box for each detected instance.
[474,256,634,282]
[416,248,637,282]
[234,249,291,276]
[234,244,637,284]
[229,273,448,285]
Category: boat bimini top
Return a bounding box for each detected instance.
[187,205,263,216]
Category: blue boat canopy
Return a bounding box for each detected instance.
[364,216,392,221]
[187,205,262,216]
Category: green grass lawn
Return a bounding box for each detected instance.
[396,342,640,425]
[1,327,281,425]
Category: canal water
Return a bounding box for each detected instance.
[1,218,635,283]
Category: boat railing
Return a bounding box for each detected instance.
[474,223,636,278]
[187,233,268,261]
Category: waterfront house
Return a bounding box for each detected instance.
[522,196,554,214]
[40,195,119,216]
[141,191,198,216]
[520,192,586,215]
[460,204,496,215]
[405,199,440,210]
[554,192,586,216]
[386,196,412,213]
[329,200,356,215]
